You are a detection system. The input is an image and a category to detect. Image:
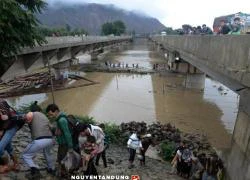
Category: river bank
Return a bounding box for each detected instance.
[0,117,220,180]
[1,145,183,180]
[0,123,184,180]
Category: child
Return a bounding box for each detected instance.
[80,135,98,172]
[127,131,143,169]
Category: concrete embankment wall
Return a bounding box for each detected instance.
[227,89,250,180]
[151,35,250,180]
[152,35,250,90]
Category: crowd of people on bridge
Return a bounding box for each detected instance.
[216,18,242,35]
[177,17,242,35]
[177,24,213,35]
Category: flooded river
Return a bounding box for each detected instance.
[7,39,238,150]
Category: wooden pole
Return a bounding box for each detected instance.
[47,55,55,104]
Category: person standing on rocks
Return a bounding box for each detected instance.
[127,131,143,169]
[46,104,73,177]
[22,112,55,178]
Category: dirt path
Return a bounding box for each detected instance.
[0,145,183,180]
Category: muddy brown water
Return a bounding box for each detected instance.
[7,39,238,150]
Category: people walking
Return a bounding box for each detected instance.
[78,123,105,176]
[0,99,24,172]
[46,104,73,177]
[127,131,143,169]
[95,123,109,168]
[22,112,55,178]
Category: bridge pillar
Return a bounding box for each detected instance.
[70,58,79,66]
[184,73,205,90]
[90,52,98,61]
[226,89,250,180]
[157,44,161,52]
[185,62,200,74]
[53,61,70,81]
[167,52,175,69]
[110,45,120,52]
[1,57,26,81]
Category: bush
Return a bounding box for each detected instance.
[160,141,176,161]
[75,115,95,124]
[16,102,34,113]
[104,123,122,143]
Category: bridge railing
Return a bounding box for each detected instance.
[151,34,250,89]
[43,35,131,46]
[20,35,131,54]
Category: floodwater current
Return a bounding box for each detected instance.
[7,39,239,150]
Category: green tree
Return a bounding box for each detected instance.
[162,27,179,35]
[71,28,88,36]
[65,23,71,32]
[101,22,114,35]
[113,20,126,35]
[101,20,126,36]
[0,0,46,74]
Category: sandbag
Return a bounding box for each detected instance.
[61,150,81,172]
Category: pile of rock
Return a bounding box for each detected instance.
[147,122,181,142]
[121,121,147,134]
[120,121,215,155]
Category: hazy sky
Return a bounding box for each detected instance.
[47,0,250,28]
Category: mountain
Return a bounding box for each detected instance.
[36,3,166,35]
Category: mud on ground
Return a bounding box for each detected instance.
[0,145,183,180]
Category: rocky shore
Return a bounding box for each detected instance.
[0,121,218,180]
[120,121,216,156]
[1,144,183,180]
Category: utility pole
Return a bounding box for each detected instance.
[47,55,55,104]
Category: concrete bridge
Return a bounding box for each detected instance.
[150,35,250,180]
[1,36,132,81]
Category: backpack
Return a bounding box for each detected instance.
[0,99,16,116]
[67,117,80,132]
[57,114,80,133]
[0,99,24,130]
[181,148,192,163]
